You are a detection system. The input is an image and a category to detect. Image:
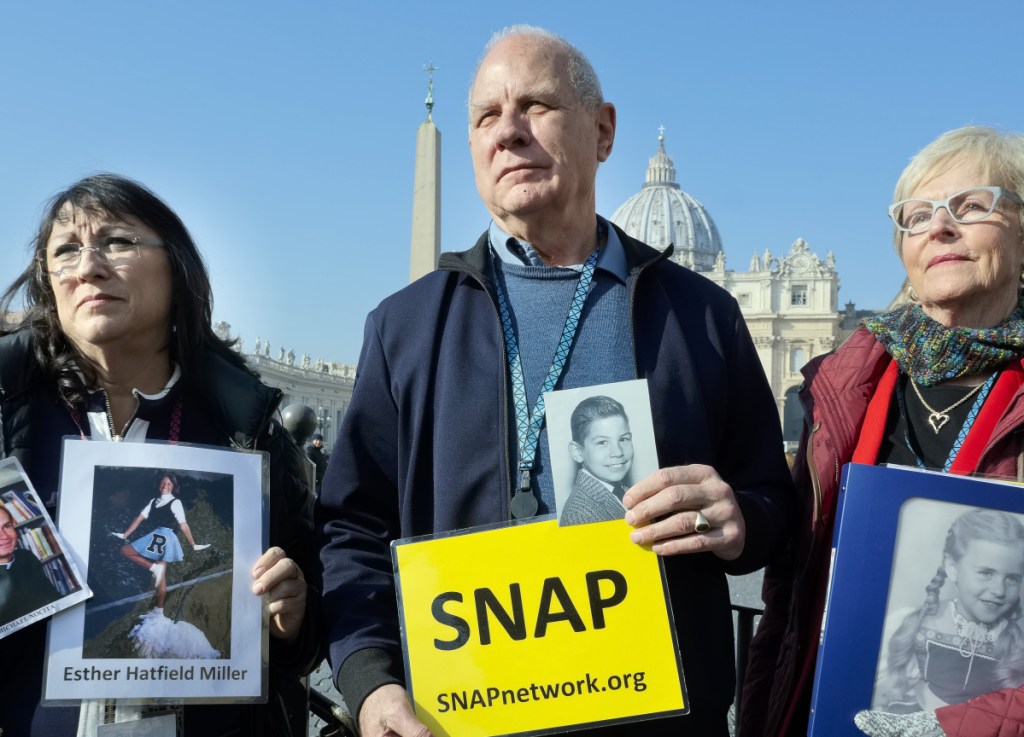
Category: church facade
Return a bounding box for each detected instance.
[610,133,843,443]
[214,323,356,450]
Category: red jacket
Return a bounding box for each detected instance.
[739,327,1024,737]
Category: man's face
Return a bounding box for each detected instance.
[570,415,634,485]
[312,439,323,449]
[468,35,615,232]
[0,509,17,565]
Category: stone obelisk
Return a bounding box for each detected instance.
[409,62,441,282]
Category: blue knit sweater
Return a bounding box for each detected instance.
[492,259,634,513]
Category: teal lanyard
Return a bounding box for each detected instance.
[896,374,996,472]
[493,249,599,518]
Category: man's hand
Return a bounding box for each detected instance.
[359,684,433,737]
[251,546,306,642]
[622,464,746,560]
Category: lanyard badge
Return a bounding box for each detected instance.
[493,249,599,519]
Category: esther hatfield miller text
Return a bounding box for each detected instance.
[63,665,248,682]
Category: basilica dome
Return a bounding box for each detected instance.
[610,132,723,272]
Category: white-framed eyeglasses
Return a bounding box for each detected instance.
[888,186,1023,235]
[40,235,164,274]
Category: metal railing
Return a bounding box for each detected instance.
[309,686,355,737]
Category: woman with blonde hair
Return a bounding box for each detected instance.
[740,126,1024,737]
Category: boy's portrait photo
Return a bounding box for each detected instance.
[544,379,658,526]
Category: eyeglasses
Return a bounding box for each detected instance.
[40,235,163,274]
[888,186,1023,235]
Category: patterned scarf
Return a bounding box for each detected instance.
[863,301,1024,386]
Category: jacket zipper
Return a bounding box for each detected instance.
[456,266,514,515]
[496,299,511,515]
[105,391,140,442]
[805,422,824,525]
[626,247,670,378]
[799,375,842,528]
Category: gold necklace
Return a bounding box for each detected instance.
[909,378,987,434]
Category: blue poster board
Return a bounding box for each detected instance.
[808,463,1024,735]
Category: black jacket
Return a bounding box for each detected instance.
[0,548,60,624]
[0,330,320,737]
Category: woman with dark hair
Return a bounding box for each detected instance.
[0,174,318,736]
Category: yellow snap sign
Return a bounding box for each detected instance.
[392,518,686,736]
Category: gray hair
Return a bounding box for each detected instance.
[469,25,604,114]
[892,125,1024,250]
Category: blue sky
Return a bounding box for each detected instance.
[2,2,1022,363]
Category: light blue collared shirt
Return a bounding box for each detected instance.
[487,216,628,284]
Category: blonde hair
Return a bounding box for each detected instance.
[891,126,1024,251]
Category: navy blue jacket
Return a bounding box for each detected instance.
[318,225,794,733]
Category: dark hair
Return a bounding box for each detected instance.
[570,395,629,443]
[158,473,180,494]
[0,504,11,525]
[0,173,253,403]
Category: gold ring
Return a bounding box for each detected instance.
[694,510,711,534]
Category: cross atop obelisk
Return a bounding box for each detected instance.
[424,62,439,122]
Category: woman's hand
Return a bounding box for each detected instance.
[622,464,746,560]
[252,546,307,642]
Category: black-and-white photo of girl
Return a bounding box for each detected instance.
[870,503,1024,717]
